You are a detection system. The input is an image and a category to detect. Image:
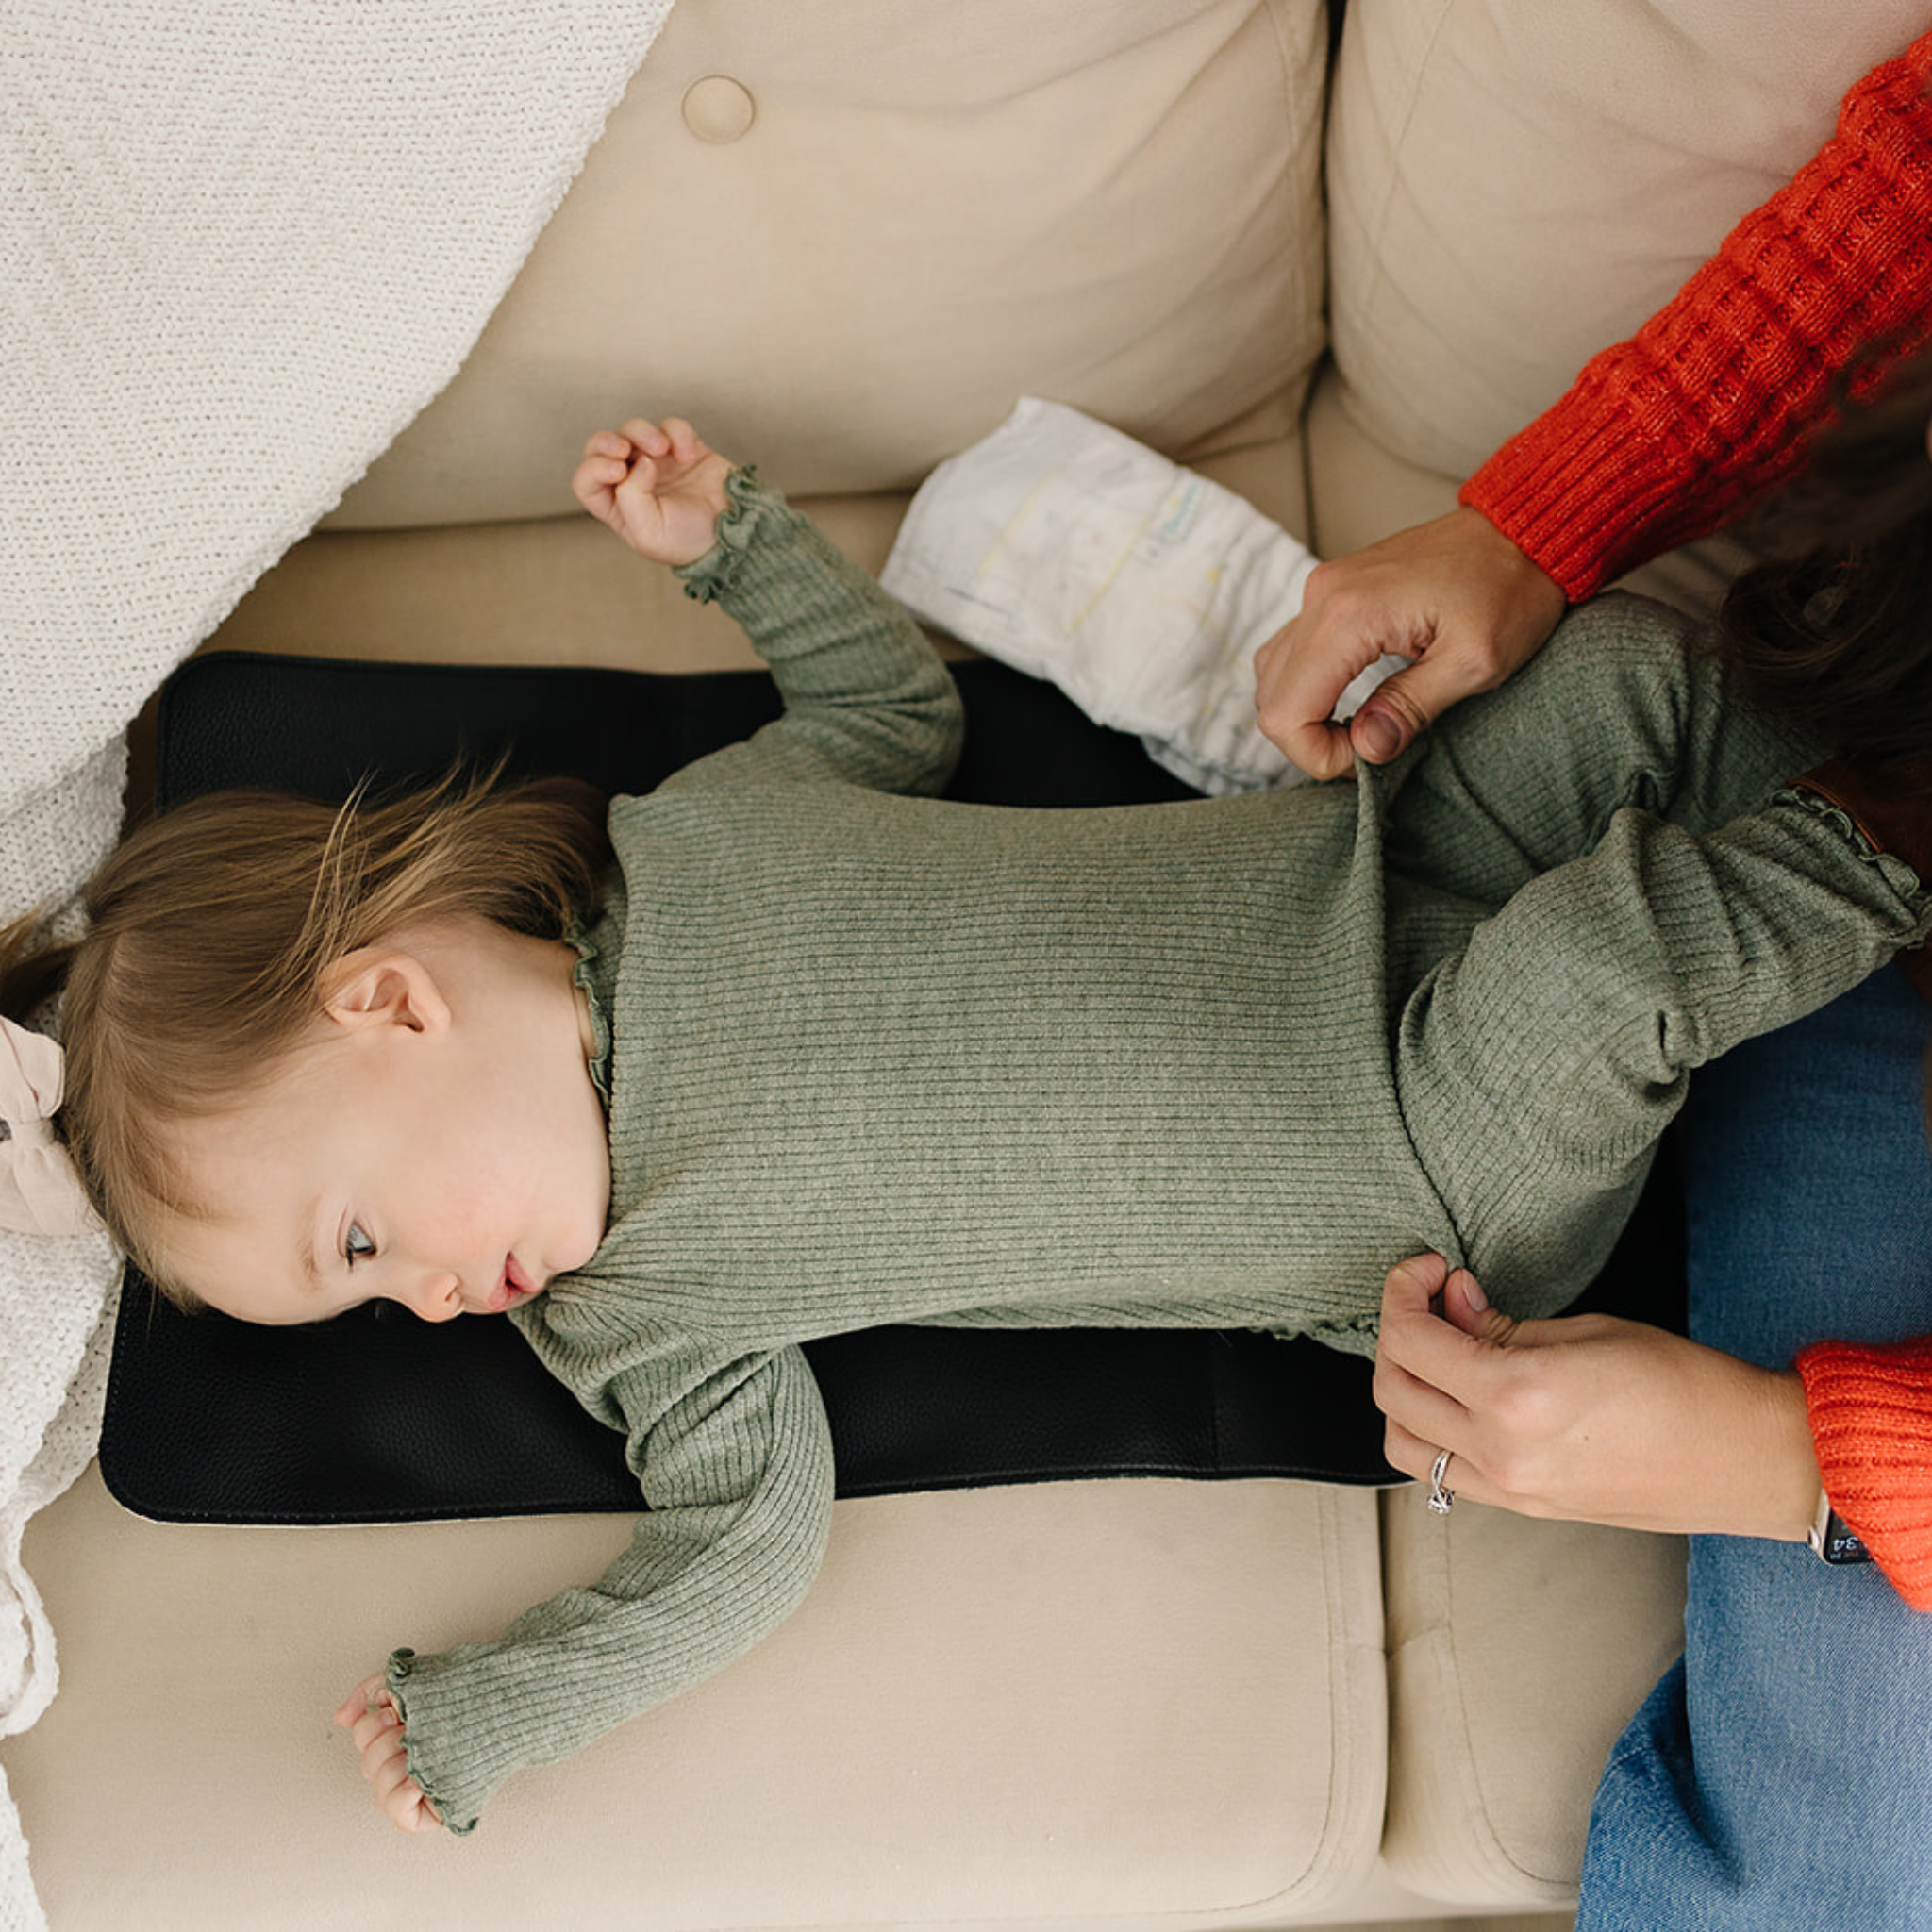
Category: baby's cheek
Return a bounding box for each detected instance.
[421,1173,502,1255]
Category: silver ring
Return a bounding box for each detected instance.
[1426,1448,1456,1516]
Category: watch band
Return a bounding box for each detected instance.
[1808,1488,1874,1566]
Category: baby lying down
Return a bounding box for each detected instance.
[5,415,1923,1833]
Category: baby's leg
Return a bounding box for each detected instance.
[1377,591,1822,909]
[1396,769,1932,1322]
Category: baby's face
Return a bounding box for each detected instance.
[163,925,611,1325]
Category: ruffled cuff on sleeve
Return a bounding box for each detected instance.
[382,1647,484,1837]
[1798,1334,1932,1611]
[674,464,773,606]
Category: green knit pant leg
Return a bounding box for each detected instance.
[1394,789,1932,1324]
[1375,593,1821,912]
[1374,591,1911,1324]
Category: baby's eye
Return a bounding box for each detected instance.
[343,1223,376,1268]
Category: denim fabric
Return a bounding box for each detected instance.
[1577,966,1932,1929]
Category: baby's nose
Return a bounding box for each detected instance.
[401,1268,465,1324]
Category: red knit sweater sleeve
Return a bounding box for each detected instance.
[1798,1335,1932,1610]
[1460,30,1932,600]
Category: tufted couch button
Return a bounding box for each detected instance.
[681,75,756,144]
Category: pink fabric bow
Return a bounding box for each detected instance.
[0,1016,104,1237]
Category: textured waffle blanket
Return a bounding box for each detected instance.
[0,6,674,1922]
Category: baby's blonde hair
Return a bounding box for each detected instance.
[0,769,610,1305]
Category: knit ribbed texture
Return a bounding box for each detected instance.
[1461,30,1932,598]
[1800,1336,1932,1610]
[386,481,1932,1830]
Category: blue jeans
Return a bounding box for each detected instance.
[1576,967,1932,1928]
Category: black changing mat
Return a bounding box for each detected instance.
[100,648,1669,1524]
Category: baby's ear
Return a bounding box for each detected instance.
[321,947,450,1035]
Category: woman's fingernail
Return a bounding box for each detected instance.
[1456,1270,1488,1313]
[1356,709,1402,761]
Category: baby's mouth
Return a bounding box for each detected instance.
[488,1255,541,1313]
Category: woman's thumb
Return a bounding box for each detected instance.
[1347,649,1485,763]
[1442,1266,1519,1345]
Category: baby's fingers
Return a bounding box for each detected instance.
[658,415,704,464]
[350,1699,406,1767]
[333,1673,388,1730]
[392,1786,444,1833]
[371,1746,441,1831]
[572,451,641,525]
[617,416,673,458]
[333,1674,441,1832]
[357,1707,442,1830]
[370,1740,442,1832]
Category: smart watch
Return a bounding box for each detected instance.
[1807,1489,1873,1566]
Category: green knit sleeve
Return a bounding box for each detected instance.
[667,468,964,796]
[377,1315,835,1834]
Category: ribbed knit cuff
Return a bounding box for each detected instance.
[1799,1334,1932,1611]
[385,1646,484,1836]
[675,463,768,605]
[1460,400,1657,601]
[1462,29,1932,599]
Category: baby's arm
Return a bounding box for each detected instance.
[575,414,964,798]
[331,1324,836,1835]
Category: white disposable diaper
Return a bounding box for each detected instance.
[880,397,1404,794]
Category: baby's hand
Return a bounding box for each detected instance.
[334,1673,443,1833]
[572,416,735,567]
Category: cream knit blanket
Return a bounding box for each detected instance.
[0,6,674,1923]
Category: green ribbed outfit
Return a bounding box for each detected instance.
[388,473,1932,1832]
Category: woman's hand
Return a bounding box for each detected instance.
[572,416,735,567]
[1251,507,1568,779]
[1372,1253,1822,1541]
[333,1674,443,1833]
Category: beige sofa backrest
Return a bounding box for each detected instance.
[237,0,1932,693]
[332,0,1931,560]
[329,0,1330,531]
[1326,0,1931,477]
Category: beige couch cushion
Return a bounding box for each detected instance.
[1377,1487,1689,1905]
[206,438,1311,676]
[7,1467,1387,1930]
[326,0,1329,530]
[1324,0,1932,479]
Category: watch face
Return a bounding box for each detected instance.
[1824,1512,1874,1566]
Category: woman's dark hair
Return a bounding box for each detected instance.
[1714,339,1932,782]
